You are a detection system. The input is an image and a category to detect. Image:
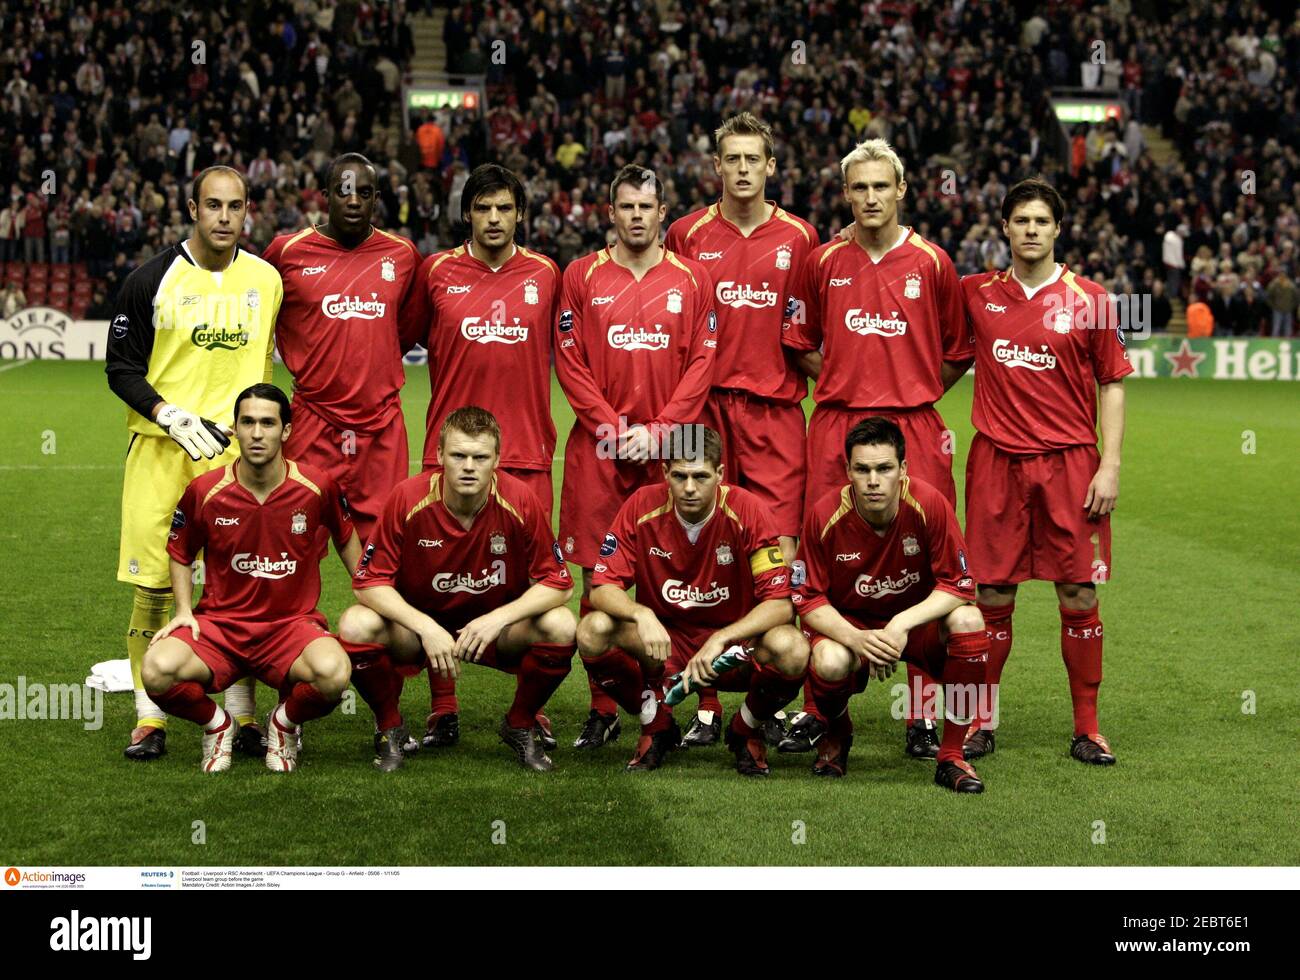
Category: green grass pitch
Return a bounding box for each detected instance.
[0,359,1296,866]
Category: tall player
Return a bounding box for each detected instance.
[106,165,282,761]
[662,112,819,746]
[791,418,989,792]
[959,178,1129,765]
[577,427,809,775]
[410,164,562,751]
[557,164,717,751]
[781,138,972,759]
[261,153,425,768]
[140,384,357,773]
[337,408,576,772]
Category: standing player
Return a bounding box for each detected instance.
[261,153,425,765]
[577,427,809,775]
[140,384,357,773]
[663,112,819,746]
[337,408,576,772]
[106,165,282,761]
[557,164,717,751]
[959,178,1129,765]
[781,138,972,759]
[790,418,989,792]
[410,164,562,750]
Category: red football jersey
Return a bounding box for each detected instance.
[554,245,717,437]
[262,226,424,430]
[167,459,354,621]
[792,476,975,622]
[353,469,571,630]
[592,483,790,634]
[781,228,971,409]
[961,265,1133,454]
[414,244,561,470]
[664,202,819,403]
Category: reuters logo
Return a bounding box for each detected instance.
[4,867,19,886]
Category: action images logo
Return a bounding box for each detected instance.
[844,309,908,337]
[661,579,730,609]
[321,294,388,320]
[716,281,779,309]
[231,553,299,579]
[460,317,529,344]
[993,339,1058,371]
[607,324,672,351]
[432,561,506,595]
[191,325,250,350]
[854,570,921,598]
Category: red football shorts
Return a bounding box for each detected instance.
[288,400,409,543]
[803,615,946,694]
[559,426,661,568]
[504,467,555,526]
[964,433,1113,585]
[804,403,955,512]
[703,389,806,538]
[174,612,333,692]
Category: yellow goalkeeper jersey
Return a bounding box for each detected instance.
[105,241,283,435]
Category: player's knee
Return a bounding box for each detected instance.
[946,604,985,636]
[139,650,171,694]
[311,647,352,700]
[338,604,383,645]
[812,640,854,682]
[536,606,577,646]
[977,584,1017,607]
[1055,582,1097,610]
[576,610,615,655]
[759,625,810,678]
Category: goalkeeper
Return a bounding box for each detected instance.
[105,165,283,762]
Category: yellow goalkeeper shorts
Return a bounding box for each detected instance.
[117,432,238,588]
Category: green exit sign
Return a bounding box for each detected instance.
[408,89,480,111]
[1054,102,1123,123]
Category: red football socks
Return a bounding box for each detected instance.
[580,595,619,717]
[807,660,853,725]
[937,629,990,763]
[506,643,574,729]
[976,601,1014,730]
[341,639,403,731]
[736,661,802,734]
[155,682,217,726]
[283,682,335,725]
[906,662,939,723]
[1060,605,1104,736]
[581,648,649,718]
[426,667,459,716]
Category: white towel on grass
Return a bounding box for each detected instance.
[86,659,133,693]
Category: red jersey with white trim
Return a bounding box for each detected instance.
[555,246,717,437]
[961,266,1133,454]
[792,476,974,622]
[414,244,561,470]
[782,228,971,409]
[262,226,424,430]
[664,202,819,403]
[166,459,354,621]
[353,469,570,630]
[592,483,789,634]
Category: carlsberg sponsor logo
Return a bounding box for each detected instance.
[432,561,506,595]
[191,326,249,350]
[716,281,779,309]
[608,324,672,351]
[231,552,299,579]
[844,309,908,337]
[854,570,921,598]
[49,910,152,960]
[321,294,388,320]
[662,579,730,608]
[993,339,1057,371]
[460,317,529,344]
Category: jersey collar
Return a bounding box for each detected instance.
[1011,262,1064,300]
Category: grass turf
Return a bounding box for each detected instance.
[0,359,1296,866]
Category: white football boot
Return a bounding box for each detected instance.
[200,709,237,773]
[265,708,301,773]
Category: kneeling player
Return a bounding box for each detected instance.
[141,384,357,773]
[577,427,809,776]
[338,407,575,772]
[790,417,989,792]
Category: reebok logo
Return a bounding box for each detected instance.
[49,910,152,960]
[649,547,673,559]
[829,277,853,287]
[301,265,326,276]
[214,517,240,526]
[698,251,724,260]
[985,302,1006,313]
[446,285,472,294]
[417,539,443,548]
[835,552,861,561]
[591,295,614,305]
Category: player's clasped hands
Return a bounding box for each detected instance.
[149,612,200,647]
[617,424,655,463]
[854,623,908,680]
[454,611,509,663]
[420,620,460,679]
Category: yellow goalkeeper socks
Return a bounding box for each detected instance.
[128,586,171,729]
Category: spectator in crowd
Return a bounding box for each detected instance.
[0,197,19,262]
[1,280,25,317]
[22,193,46,264]
[1163,222,1187,299]
[1150,278,1172,333]
[1265,268,1297,336]
[1237,283,1271,336]
[1186,298,1214,338]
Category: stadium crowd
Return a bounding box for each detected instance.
[0,0,1297,335]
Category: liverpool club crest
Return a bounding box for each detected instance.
[381,257,396,282]
[775,245,791,270]
[490,533,507,555]
[523,279,539,305]
[716,543,734,566]
[904,272,922,300]
[291,511,307,535]
[666,288,683,314]
[902,535,919,556]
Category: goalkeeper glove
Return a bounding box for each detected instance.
[663,644,749,706]
[156,404,231,461]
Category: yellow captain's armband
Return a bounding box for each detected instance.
[750,546,786,576]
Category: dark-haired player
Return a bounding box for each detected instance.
[789,417,989,792]
[663,112,819,746]
[578,426,808,776]
[338,408,576,772]
[107,165,283,761]
[558,164,717,751]
[782,138,973,758]
[410,164,563,751]
[959,177,1130,765]
[261,153,426,766]
[141,384,357,773]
